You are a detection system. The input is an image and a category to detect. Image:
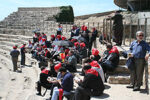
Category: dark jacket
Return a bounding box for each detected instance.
[111,13,123,29]
[61,72,73,92]
[79,73,104,95]
[79,47,87,58]
[93,55,101,62]
[10,49,20,58]
[91,30,98,41]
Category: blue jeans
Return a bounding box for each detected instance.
[51,87,71,100]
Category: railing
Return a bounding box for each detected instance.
[1,17,150,46]
[102,17,150,46]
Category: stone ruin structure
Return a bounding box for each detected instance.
[0,6,74,36]
[114,0,150,12]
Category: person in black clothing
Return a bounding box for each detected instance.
[36,67,53,95]
[78,43,87,63]
[73,64,105,100]
[90,48,101,62]
[107,11,123,46]
[89,27,98,51]
[81,26,90,48]
[44,48,51,59]
[10,46,20,72]
[49,59,57,77]
[20,43,26,66]
[99,44,119,73]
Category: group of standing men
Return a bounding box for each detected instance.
[10,43,27,72]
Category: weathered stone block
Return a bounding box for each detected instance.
[108,74,130,84]
[119,58,127,65]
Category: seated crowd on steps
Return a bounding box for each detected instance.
[9,24,149,100]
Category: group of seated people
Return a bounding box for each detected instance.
[26,25,120,100]
[36,59,105,100]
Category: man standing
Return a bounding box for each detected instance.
[20,43,26,66]
[126,31,150,91]
[108,10,123,46]
[89,27,98,51]
[10,46,20,72]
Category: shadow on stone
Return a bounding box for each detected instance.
[140,88,149,94]
[92,93,110,99]
[105,84,111,89]
[26,65,32,67]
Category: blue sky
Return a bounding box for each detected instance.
[0,0,119,21]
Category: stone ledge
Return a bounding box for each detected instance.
[108,74,130,84]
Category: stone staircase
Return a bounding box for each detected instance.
[0,7,61,36]
[107,45,150,92]
[0,34,44,100]
[106,45,130,84]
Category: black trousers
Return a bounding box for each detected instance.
[73,86,90,100]
[113,26,123,45]
[21,54,25,65]
[37,81,52,93]
[73,86,103,100]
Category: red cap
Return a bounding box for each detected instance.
[65,48,70,54]
[109,46,119,54]
[71,39,77,42]
[80,42,86,47]
[51,35,55,38]
[84,26,87,31]
[42,38,46,42]
[86,68,98,76]
[13,46,17,49]
[61,36,66,40]
[92,27,96,31]
[90,61,100,68]
[81,25,85,31]
[92,48,99,56]
[41,69,49,74]
[54,63,62,71]
[43,45,47,48]
[74,42,79,47]
[57,35,61,39]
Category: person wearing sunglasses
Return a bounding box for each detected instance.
[126,31,150,91]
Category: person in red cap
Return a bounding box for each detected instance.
[78,42,87,63]
[81,26,90,48]
[61,36,66,40]
[10,46,20,72]
[51,35,55,41]
[99,44,119,79]
[74,42,80,51]
[48,63,62,98]
[56,35,61,40]
[51,67,73,100]
[36,66,53,96]
[44,48,51,59]
[90,48,101,61]
[73,64,104,100]
[42,32,47,40]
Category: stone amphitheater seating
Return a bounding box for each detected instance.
[0,7,62,36]
[0,33,149,99]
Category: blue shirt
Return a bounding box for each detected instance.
[130,40,150,58]
[61,72,73,92]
